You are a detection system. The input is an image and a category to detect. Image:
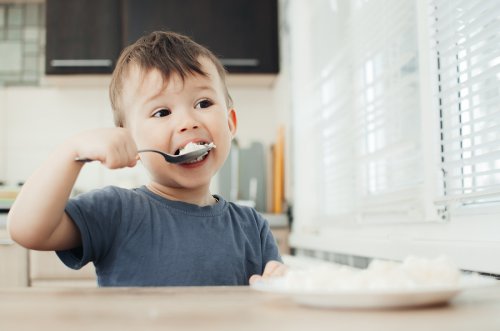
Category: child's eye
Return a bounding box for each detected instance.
[195,99,213,109]
[153,108,171,117]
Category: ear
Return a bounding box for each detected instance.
[227,108,238,137]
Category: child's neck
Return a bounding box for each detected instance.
[146,182,217,206]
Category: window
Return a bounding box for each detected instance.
[0,2,45,87]
[287,0,500,274]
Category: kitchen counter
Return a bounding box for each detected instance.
[0,213,7,229]
[0,228,29,287]
[0,285,499,331]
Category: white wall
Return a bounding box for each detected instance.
[0,88,6,183]
[229,86,278,149]
[2,84,125,191]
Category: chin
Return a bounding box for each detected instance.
[164,178,212,190]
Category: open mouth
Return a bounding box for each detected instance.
[175,141,215,164]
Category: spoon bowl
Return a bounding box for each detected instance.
[139,144,215,164]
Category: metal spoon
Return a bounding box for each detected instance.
[75,144,215,164]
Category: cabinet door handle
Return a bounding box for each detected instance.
[220,58,260,67]
[0,238,14,245]
[50,59,113,67]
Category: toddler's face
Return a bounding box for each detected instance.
[120,57,237,191]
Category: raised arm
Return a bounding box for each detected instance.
[7,128,138,251]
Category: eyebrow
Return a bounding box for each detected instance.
[141,82,218,109]
[192,84,217,93]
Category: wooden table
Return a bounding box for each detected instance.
[1,285,499,331]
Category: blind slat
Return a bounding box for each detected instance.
[441,138,500,160]
[441,116,500,145]
[434,24,500,59]
[430,1,500,46]
[439,88,500,117]
[435,188,500,205]
[441,149,500,168]
[445,168,500,183]
[437,64,500,96]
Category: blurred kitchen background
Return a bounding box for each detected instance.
[1,0,500,287]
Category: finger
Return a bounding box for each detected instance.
[124,138,139,166]
[105,145,128,169]
[109,128,136,167]
[119,141,138,168]
[249,275,262,285]
[262,261,283,277]
[271,263,288,277]
[126,150,138,167]
[104,147,134,169]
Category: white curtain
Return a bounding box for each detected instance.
[291,0,423,226]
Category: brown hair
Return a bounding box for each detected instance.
[109,31,233,127]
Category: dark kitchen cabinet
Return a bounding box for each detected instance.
[123,0,279,74]
[45,0,122,74]
[45,0,279,75]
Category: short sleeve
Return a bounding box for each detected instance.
[56,186,123,270]
[257,212,283,265]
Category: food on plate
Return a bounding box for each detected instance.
[282,256,461,292]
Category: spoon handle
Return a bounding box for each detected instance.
[74,156,140,163]
[74,157,94,163]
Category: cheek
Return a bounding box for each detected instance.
[130,119,166,147]
[214,128,233,160]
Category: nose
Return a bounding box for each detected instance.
[177,111,200,133]
[180,124,198,133]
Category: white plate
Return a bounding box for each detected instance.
[251,274,497,309]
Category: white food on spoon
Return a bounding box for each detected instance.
[178,142,216,163]
[178,142,216,155]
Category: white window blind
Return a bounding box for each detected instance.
[432,0,500,208]
[291,0,424,226]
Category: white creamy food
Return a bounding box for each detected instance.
[178,142,215,155]
[282,256,461,292]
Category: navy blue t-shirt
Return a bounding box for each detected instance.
[57,186,282,286]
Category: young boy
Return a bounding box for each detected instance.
[7,31,286,286]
